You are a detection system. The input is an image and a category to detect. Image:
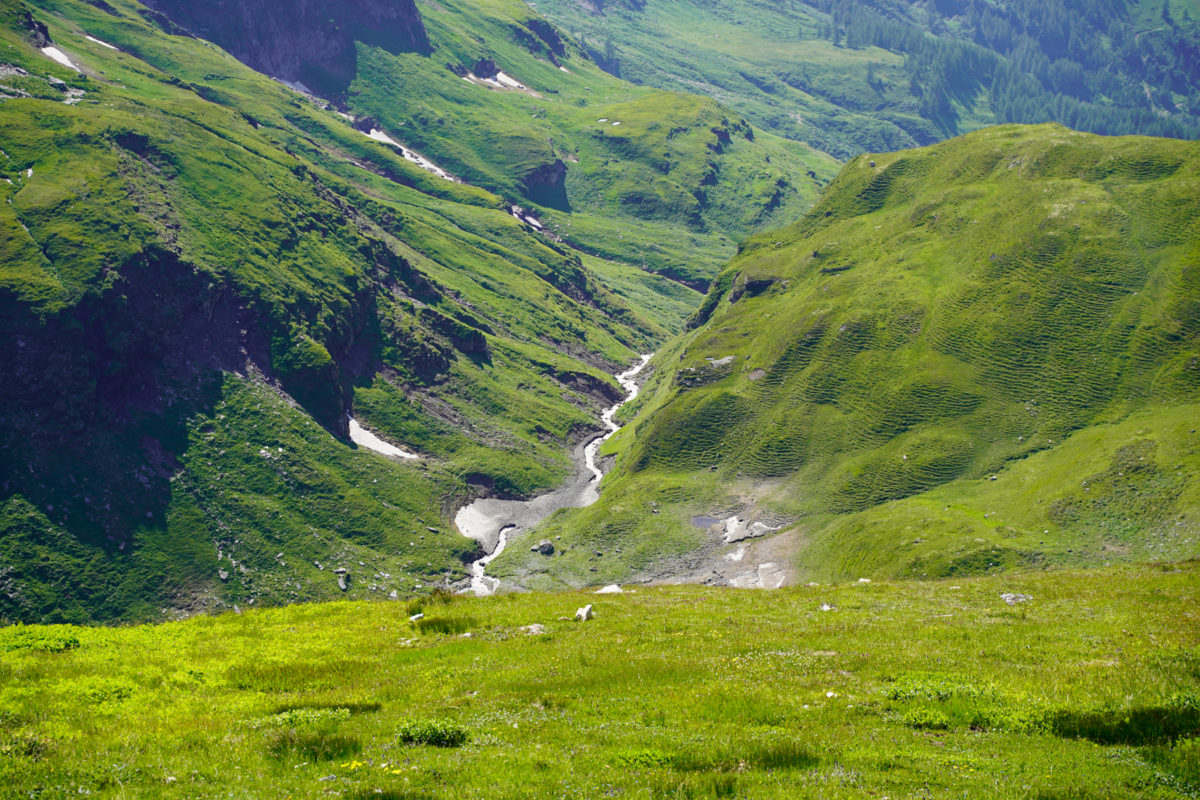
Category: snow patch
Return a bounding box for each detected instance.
[463,70,539,97]
[365,128,402,148]
[85,35,119,51]
[493,71,525,89]
[348,417,418,460]
[41,47,80,72]
[277,78,314,96]
[509,205,545,230]
[363,128,459,182]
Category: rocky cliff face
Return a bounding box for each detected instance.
[145,0,430,97]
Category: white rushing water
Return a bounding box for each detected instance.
[579,354,652,505]
[468,525,515,596]
[457,354,653,596]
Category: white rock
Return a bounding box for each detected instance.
[409,612,424,622]
[1000,592,1032,606]
[521,624,545,635]
[574,604,593,622]
[594,584,622,594]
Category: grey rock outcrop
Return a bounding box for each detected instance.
[145,0,431,97]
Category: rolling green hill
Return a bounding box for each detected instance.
[496,124,1200,589]
[532,0,1200,159]
[0,0,837,623]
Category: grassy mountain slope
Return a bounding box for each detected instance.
[0,0,649,622]
[0,0,828,623]
[495,124,1200,589]
[0,562,1196,798]
[333,0,838,286]
[533,0,1200,160]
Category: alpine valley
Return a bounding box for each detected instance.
[0,0,1198,797]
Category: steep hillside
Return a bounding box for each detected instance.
[144,0,839,287]
[534,0,1200,159]
[0,0,659,622]
[496,125,1200,589]
[0,0,834,623]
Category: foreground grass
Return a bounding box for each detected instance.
[1,563,1197,798]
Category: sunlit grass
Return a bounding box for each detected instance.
[0,562,1196,797]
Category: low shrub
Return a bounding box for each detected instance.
[396,719,469,748]
[614,748,673,768]
[0,628,80,653]
[415,616,476,635]
[901,707,951,730]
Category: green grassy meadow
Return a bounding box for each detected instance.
[0,562,1197,798]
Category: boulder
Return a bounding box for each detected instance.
[1000,592,1032,606]
[536,540,555,556]
[595,584,622,594]
[574,604,593,622]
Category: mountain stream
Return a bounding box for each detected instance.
[456,354,653,596]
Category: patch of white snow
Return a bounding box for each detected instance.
[365,128,402,148]
[41,47,80,72]
[363,128,459,182]
[278,78,314,96]
[348,417,418,460]
[85,35,119,51]
[493,71,525,89]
